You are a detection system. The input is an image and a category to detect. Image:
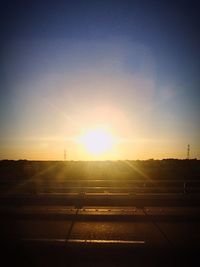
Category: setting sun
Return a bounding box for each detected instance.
[78,127,114,155]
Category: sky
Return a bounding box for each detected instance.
[0,0,200,160]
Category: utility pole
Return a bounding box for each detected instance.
[64,149,66,161]
[187,144,190,160]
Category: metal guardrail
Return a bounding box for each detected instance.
[1,178,200,194]
[1,192,200,207]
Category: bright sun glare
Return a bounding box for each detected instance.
[78,127,114,155]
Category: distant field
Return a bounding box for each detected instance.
[1,159,200,180]
[0,159,200,195]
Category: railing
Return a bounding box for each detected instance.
[1,178,200,194]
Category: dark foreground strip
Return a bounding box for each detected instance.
[1,208,200,222]
[22,238,146,247]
